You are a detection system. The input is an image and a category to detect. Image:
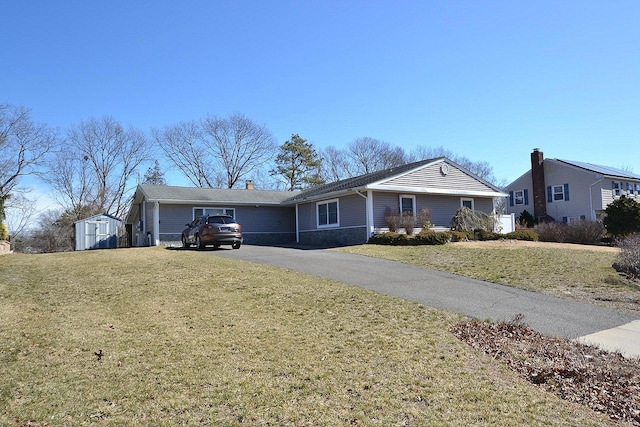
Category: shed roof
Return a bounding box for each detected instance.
[73,212,122,224]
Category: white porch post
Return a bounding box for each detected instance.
[153,202,160,246]
[366,190,374,237]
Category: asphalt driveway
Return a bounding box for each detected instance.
[211,245,639,342]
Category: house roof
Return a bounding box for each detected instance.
[556,159,640,180]
[285,157,506,202]
[136,184,299,205]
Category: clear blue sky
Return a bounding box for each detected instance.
[2,1,639,194]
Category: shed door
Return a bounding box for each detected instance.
[86,221,110,249]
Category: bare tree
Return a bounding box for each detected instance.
[154,113,276,189]
[202,113,276,188]
[347,137,407,175]
[0,103,56,201]
[152,120,216,187]
[3,192,37,241]
[320,146,353,182]
[45,117,151,219]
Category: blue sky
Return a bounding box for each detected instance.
[2,1,639,200]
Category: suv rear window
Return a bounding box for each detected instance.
[207,216,235,224]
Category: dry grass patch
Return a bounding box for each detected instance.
[0,248,619,426]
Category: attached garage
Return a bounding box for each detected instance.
[74,213,122,250]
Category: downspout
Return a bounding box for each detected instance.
[141,201,146,247]
[153,202,160,246]
[589,177,604,221]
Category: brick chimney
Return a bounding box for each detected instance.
[245,180,255,190]
[530,148,548,221]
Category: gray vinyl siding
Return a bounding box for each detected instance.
[381,162,492,193]
[296,194,366,231]
[372,192,495,229]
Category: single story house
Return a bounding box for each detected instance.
[506,149,640,223]
[126,157,508,247]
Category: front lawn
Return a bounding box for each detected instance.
[0,248,615,426]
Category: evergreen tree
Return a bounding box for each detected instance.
[271,134,324,191]
[143,160,167,185]
[603,196,640,237]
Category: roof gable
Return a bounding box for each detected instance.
[287,157,505,202]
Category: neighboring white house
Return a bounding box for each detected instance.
[126,157,508,247]
[506,149,640,223]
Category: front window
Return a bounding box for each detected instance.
[553,185,565,201]
[194,207,235,219]
[514,190,524,205]
[461,198,474,210]
[399,195,416,216]
[612,182,621,197]
[317,199,339,227]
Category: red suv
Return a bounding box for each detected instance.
[181,215,242,249]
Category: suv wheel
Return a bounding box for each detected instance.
[196,235,205,250]
[232,242,241,249]
[182,235,190,248]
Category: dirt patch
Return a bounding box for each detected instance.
[453,239,620,253]
[451,317,640,426]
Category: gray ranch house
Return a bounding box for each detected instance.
[506,149,640,223]
[126,157,507,247]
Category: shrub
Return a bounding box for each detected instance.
[534,221,566,242]
[384,208,401,232]
[518,210,535,228]
[448,230,473,242]
[474,229,501,241]
[534,220,605,245]
[0,222,7,241]
[604,196,640,238]
[564,221,606,245]
[504,230,539,241]
[401,212,415,235]
[613,233,640,280]
[367,232,408,245]
[450,207,495,232]
[413,230,451,245]
[416,208,432,229]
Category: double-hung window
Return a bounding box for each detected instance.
[317,199,339,228]
[547,184,569,202]
[399,195,416,216]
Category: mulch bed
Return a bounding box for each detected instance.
[450,316,640,425]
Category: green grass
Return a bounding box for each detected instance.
[0,248,615,426]
[338,243,640,313]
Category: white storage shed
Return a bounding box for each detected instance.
[74,213,122,250]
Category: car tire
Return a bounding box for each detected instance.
[182,235,190,248]
[232,242,241,249]
[196,235,205,250]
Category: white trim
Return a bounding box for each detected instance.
[295,203,300,243]
[366,184,507,197]
[366,190,374,237]
[153,202,160,246]
[316,198,340,228]
[192,207,236,218]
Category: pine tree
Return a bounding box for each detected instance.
[143,160,167,185]
[271,134,324,191]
